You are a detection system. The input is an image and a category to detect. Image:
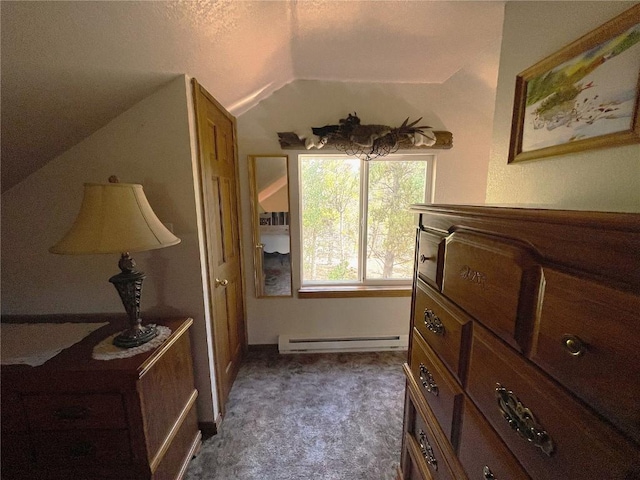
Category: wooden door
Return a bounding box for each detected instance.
[193,79,246,415]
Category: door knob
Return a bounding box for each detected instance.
[215,278,229,287]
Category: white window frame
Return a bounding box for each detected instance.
[298,153,435,288]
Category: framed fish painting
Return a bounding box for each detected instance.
[508,5,640,163]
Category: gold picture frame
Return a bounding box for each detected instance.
[508,5,640,163]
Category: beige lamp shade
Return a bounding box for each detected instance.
[50,182,180,255]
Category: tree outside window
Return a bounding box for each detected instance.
[300,154,432,285]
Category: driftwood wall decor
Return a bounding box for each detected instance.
[277,113,452,160]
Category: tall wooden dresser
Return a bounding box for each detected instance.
[399,205,640,480]
[1,315,201,480]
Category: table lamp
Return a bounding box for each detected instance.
[50,176,181,348]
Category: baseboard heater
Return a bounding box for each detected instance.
[278,334,409,354]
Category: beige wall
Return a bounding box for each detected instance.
[487,1,640,211]
[1,76,220,423]
[237,73,501,344]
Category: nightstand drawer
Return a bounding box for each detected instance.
[442,231,541,352]
[531,268,640,445]
[414,279,471,382]
[417,230,444,289]
[410,330,463,442]
[458,397,530,480]
[32,429,132,465]
[467,323,640,479]
[23,393,127,430]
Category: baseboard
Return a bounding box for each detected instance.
[198,411,222,440]
[247,343,278,353]
[198,421,216,439]
[278,334,408,354]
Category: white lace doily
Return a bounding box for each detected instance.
[92,325,172,360]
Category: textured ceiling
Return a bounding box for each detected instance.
[1,0,505,191]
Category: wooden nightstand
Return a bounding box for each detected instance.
[1,315,201,480]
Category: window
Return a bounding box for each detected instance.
[299,154,433,287]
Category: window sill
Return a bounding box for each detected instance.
[297,285,412,299]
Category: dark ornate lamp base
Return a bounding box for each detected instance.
[109,252,158,349]
[113,324,158,348]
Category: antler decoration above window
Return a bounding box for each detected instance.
[277,113,453,160]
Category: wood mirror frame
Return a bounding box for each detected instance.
[248,155,293,297]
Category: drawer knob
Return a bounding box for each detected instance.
[419,254,433,264]
[483,465,496,480]
[69,440,96,459]
[419,363,439,396]
[495,383,555,456]
[424,309,445,336]
[418,429,438,471]
[562,334,586,356]
[54,405,91,420]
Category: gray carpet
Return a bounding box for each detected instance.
[185,348,406,480]
[263,253,292,296]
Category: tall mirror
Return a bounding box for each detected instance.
[248,155,292,297]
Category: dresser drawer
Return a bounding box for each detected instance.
[531,268,640,445]
[32,429,132,465]
[417,230,444,289]
[1,392,27,433]
[467,323,640,479]
[406,432,453,480]
[442,231,541,352]
[0,434,32,469]
[414,279,471,382]
[405,446,431,480]
[410,330,463,442]
[458,397,530,480]
[23,393,127,430]
[404,392,456,480]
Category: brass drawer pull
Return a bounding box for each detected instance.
[483,465,496,479]
[69,440,96,459]
[495,383,555,456]
[54,405,91,420]
[419,363,439,396]
[424,309,445,336]
[418,429,438,471]
[562,334,586,356]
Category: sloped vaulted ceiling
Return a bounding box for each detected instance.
[0,0,505,191]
